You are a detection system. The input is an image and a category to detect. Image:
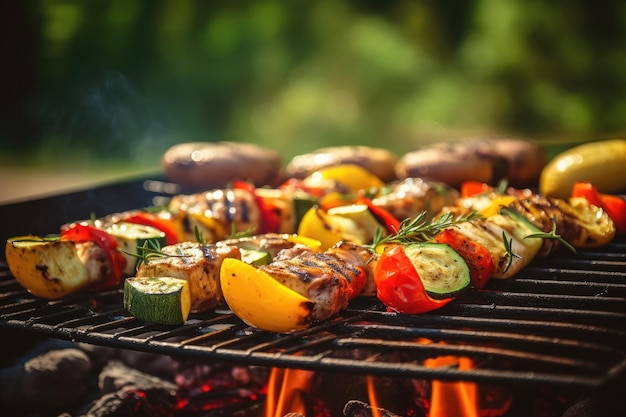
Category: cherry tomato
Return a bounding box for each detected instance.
[432,228,494,289]
[374,244,453,314]
[60,224,126,289]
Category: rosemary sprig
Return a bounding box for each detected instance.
[194,225,206,244]
[122,239,169,271]
[525,215,577,254]
[370,210,482,248]
[502,231,522,273]
[225,224,256,240]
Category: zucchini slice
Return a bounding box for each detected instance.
[124,276,191,325]
[403,242,471,299]
[106,222,167,274]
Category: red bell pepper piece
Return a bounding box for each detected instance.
[232,179,281,234]
[572,182,626,235]
[60,224,127,290]
[124,211,180,245]
[374,244,453,314]
[460,181,493,198]
[432,228,495,289]
[356,195,401,234]
[598,194,626,235]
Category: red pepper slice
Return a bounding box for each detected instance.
[572,182,626,235]
[60,224,126,289]
[356,195,401,234]
[374,244,452,314]
[461,181,493,198]
[598,194,626,235]
[432,228,495,289]
[124,211,180,245]
[571,182,604,207]
[232,179,281,234]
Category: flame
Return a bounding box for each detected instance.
[365,376,384,417]
[424,353,479,417]
[265,367,314,417]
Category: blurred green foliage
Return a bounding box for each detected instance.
[1,0,625,168]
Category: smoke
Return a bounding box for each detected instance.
[36,71,174,164]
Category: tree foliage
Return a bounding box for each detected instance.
[2,0,625,166]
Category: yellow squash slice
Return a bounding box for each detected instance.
[5,236,91,299]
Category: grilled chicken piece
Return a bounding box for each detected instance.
[168,188,263,242]
[136,241,241,312]
[326,241,379,296]
[259,243,372,322]
[370,178,460,224]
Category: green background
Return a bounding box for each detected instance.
[2,0,625,172]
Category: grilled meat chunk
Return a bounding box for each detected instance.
[326,241,379,296]
[370,178,459,224]
[136,241,241,312]
[168,188,262,242]
[259,244,371,322]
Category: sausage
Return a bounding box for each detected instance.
[161,141,284,190]
[395,137,547,188]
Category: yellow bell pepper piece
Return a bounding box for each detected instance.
[220,258,315,333]
[305,164,384,193]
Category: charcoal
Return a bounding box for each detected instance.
[0,347,92,413]
[343,400,403,417]
[97,359,177,394]
[78,360,178,417]
[79,385,178,417]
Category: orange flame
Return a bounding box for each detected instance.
[265,367,314,417]
[424,354,479,417]
[366,375,384,417]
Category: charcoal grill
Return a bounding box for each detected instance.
[1,177,625,396]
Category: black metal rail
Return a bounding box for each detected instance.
[0,178,624,390]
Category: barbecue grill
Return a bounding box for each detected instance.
[1,177,625,414]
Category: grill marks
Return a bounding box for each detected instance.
[136,241,241,312]
[260,243,371,322]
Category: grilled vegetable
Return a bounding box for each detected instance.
[59,224,127,290]
[220,258,315,333]
[539,138,626,199]
[571,182,626,235]
[5,237,93,299]
[299,163,385,196]
[123,276,191,325]
[402,242,471,299]
[5,224,128,299]
[240,248,272,266]
[105,222,167,274]
[297,204,384,251]
[373,244,459,314]
[432,228,495,289]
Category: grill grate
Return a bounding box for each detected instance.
[0,178,625,390]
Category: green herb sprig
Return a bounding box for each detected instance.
[524,215,577,254]
[370,210,482,248]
